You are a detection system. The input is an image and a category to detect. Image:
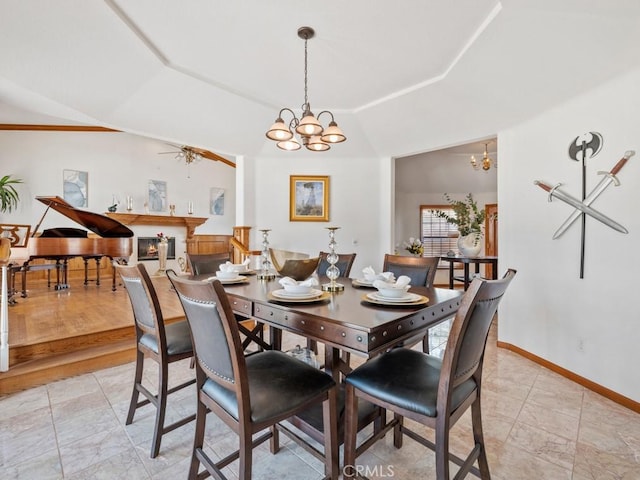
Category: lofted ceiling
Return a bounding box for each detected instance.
[1,1,639,161]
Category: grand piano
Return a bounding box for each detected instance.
[24,196,134,292]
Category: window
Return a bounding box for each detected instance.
[420,205,459,264]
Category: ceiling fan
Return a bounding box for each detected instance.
[158,144,204,165]
[158,143,235,168]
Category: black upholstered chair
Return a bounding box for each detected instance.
[382,253,439,287]
[186,252,231,275]
[116,263,195,458]
[343,269,516,480]
[317,251,357,278]
[167,272,339,480]
[383,254,440,352]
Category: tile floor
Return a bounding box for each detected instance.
[1,321,639,479]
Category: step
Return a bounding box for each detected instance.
[0,338,136,396]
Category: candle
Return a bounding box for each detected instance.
[187,201,193,215]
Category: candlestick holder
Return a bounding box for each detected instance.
[257,229,275,280]
[322,227,344,292]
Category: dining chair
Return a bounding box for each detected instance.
[186,252,231,275]
[382,253,439,288]
[383,254,440,352]
[317,251,357,278]
[343,269,516,480]
[116,263,196,458]
[167,272,339,480]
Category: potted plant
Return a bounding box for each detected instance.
[432,193,486,257]
[0,175,23,213]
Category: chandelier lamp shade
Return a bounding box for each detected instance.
[177,147,203,165]
[470,143,496,171]
[265,26,346,152]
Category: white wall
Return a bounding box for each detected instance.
[0,130,236,272]
[499,67,640,402]
[244,153,388,276]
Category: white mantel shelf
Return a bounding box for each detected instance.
[105,213,207,240]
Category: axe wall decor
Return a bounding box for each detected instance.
[535,142,632,279]
[568,132,603,278]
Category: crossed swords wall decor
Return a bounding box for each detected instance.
[534,131,633,278]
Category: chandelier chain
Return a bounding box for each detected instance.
[303,36,309,110]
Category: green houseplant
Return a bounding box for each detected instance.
[432,193,487,256]
[0,175,23,213]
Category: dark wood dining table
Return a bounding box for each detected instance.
[190,272,464,445]
[197,274,463,382]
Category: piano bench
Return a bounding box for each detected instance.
[20,263,57,297]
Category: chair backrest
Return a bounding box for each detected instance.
[0,224,31,248]
[116,263,166,346]
[441,269,516,393]
[167,272,246,397]
[382,254,439,287]
[317,251,356,278]
[186,252,231,275]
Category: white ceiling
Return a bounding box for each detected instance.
[1,1,639,163]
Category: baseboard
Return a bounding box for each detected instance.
[497,341,640,414]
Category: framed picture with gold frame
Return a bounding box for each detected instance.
[289,175,329,222]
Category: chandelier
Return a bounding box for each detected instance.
[265,26,346,152]
[470,143,496,171]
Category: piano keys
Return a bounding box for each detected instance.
[24,196,133,291]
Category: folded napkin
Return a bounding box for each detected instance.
[362,266,395,283]
[372,275,411,290]
[279,276,319,287]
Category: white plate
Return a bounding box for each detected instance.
[271,288,323,300]
[367,292,422,303]
[352,278,374,287]
[206,275,248,284]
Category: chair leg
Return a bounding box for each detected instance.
[150,359,169,458]
[322,388,339,479]
[422,331,430,353]
[435,417,451,480]
[189,397,208,480]
[126,349,144,425]
[238,429,253,480]
[343,383,358,480]
[393,412,403,448]
[471,397,491,479]
[270,424,280,454]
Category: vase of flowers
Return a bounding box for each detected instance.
[432,193,486,257]
[403,237,424,256]
[156,232,170,274]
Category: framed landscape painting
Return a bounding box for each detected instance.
[289,175,329,222]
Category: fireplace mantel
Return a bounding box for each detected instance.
[105,213,208,240]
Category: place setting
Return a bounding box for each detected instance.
[361,275,429,307]
[205,260,251,284]
[268,276,330,303]
[352,265,395,288]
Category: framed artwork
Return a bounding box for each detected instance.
[148,180,167,212]
[289,175,329,222]
[210,187,225,215]
[63,169,88,207]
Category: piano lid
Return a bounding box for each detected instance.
[35,196,134,238]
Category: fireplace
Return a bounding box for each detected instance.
[137,237,176,261]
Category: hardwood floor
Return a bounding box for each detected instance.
[1,274,186,396]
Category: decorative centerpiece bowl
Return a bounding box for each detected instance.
[269,249,320,281]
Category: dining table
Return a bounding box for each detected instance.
[192,272,463,381]
[188,271,464,446]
